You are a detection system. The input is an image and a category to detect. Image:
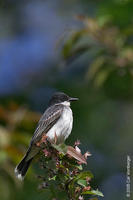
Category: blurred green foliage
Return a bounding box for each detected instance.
[62,0,133,100]
[0,102,41,200]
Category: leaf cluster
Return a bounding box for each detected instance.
[37,141,103,200]
[62,9,133,99]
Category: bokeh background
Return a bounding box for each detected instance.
[0,0,133,199]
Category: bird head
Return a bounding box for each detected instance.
[49,92,78,106]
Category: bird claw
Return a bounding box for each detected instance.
[36,134,48,147]
[54,132,57,144]
[36,132,57,147]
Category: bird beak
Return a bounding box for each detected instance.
[69,97,79,101]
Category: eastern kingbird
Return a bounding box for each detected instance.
[15,92,78,180]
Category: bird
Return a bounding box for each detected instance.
[15,92,78,180]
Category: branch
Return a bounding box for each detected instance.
[36,140,103,200]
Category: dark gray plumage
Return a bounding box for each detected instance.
[31,104,64,144]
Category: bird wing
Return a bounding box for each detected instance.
[30,104,64,144]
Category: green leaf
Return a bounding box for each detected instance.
[64,45,91,65]
[75,171,94,180]
[86,56,106,81]
[77,179,87,187]
[93,69,110,88]
[82,189,104,197]
[52,143,68,154]
[77,165,83,170]
[63,30,86,59]
[48,175,56,181]
[68,171,93,193]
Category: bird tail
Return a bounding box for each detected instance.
[15,147,33,181]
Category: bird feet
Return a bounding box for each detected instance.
[54,132,57,144]
[36,134,48,147]
[36,132,57,147]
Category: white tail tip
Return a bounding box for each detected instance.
[14,167,24,181]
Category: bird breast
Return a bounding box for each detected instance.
[46,106,73,144]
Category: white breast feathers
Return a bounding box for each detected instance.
[46,106,73,144]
